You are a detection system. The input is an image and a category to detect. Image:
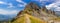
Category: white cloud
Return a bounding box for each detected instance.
[40,0,55,2]
[0,9,19,15]
[0,1,15,8]
[0,1,4,4]
[55,7,60,11]
[7,3,15,8]
[16,0,27,7]
[0,1,7,4]
[0,0,27,8]
[16,0,22,2]
[46,3,57,9]
[18,4,25,7]
[16,0,27,5]
[46,0,60,11]
[39,0,56,6]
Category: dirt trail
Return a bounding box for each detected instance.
[25,14,31,23]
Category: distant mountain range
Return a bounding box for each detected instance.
[0,14,16,21]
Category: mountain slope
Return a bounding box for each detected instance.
[11,2,60,23]
[11,2,47,23]
[12,14,47,23]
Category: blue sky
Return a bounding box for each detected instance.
[0,0,60,21]
[0,0,40,15]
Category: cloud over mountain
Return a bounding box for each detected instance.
[46,0,60,11]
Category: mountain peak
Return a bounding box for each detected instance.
[25,2,40,10]
[11,2,60,23]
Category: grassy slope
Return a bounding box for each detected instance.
[12,14,47,23]
[12,15,25,23]
[29,15,47,23]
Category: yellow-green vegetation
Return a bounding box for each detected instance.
[12,14,47,23]
[12,15,25,23]
[54,17,60,21]
[29,15,47,23]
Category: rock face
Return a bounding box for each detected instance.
[11,2,60,23]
